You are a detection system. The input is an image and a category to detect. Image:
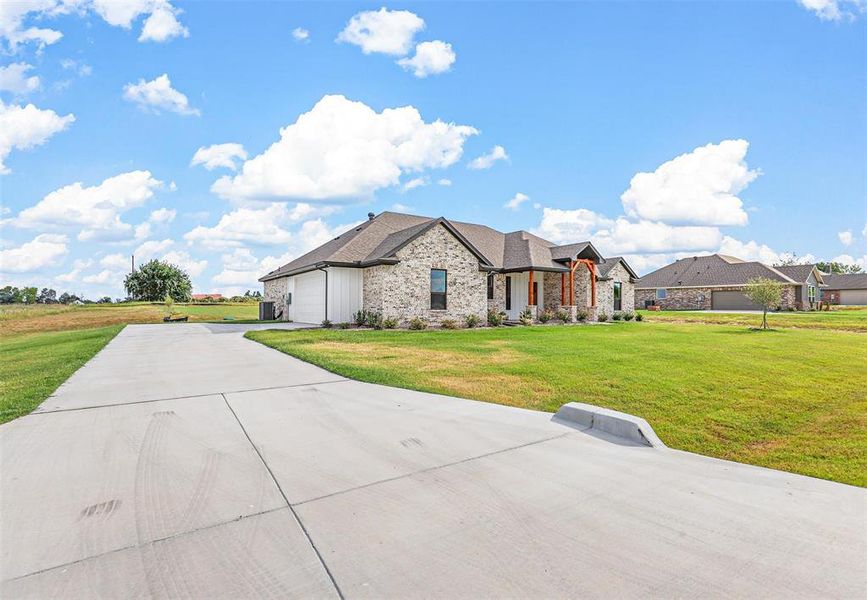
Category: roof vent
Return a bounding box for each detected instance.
[368,212,375,221]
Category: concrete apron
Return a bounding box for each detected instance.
[2,323,865,599]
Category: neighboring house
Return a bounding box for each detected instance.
[191,293,224,301]
[634,254,813,311]
[260,211,636,324]
[821,273,867,305]
[774,264,825,309]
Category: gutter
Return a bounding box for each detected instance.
[316,265,329,322]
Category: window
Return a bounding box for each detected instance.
[287,292,292,305]
[431,269,447,310]
[656,288,667,300]
[613,282,622,311]
[808,285,816,303]
[487,273,495,300]
[505,276,512,310]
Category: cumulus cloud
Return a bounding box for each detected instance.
[0,100,75,174]
[337,8,425,56]
[56,258,94,283]
[718,236,783,265]
[0,233,68,273]
[621,139,759,227]
[831,253,867,270]
[403,176,428,191]
[0,63,40,94]
[437,178,452,186]
[838,230,853,246]
[191,143,247,171]
[398,40,456,77]
[504,192,529,211]
[91,0,188,42]
[183,203,307,249]
[593,219,722,255]
[60,58,92,77]
[292,27,309,42]
[123,74,200,116]
[534,207,614,243]
[798,0,866,21]
[211,95,477,203]
[14,170,163,241]
[149,207,176,224]
[0,1,67,51]
[162,250,206,276]
[468,145,508,170]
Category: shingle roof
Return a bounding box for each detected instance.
[259,211,606,281]
[822,273,867,290]
[635,254,797,288]
[776,264,823,285]
[596,256,638,280]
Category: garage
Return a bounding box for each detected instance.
[711,290,761,311]
[292,270,326,324]
[839,289,867,305]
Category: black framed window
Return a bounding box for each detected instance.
[656,288,667,300]
[505,276,512,310]
[431,269,447,310]
[487,273,494,300]
[613,282,622,311]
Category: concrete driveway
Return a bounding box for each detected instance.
[2,324,864,598]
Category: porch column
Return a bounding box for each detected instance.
[569,261,575,306]
[590,264,596,307]
[528,270,535,305]
[561,273,566,305]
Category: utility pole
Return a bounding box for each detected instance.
[131,255,135,273]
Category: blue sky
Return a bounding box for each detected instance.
[1,0,865,298]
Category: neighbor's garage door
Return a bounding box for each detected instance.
[293,270,326,323]
[711,290,762,310]
[839,289,867,305]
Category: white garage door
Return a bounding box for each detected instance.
[839,289,867,305]
[293,270,326,324]
[711,290,761,311]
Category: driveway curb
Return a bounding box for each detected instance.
[553,402,667,448]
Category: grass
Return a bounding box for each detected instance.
[247,323,867,487]
[637,307,867,332]
[0,326,123,423]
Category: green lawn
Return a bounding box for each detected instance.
[247,323,867,487]
[637,307,867,332]
[0,326,123,423]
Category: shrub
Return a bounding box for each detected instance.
[487,309,505,327]
[623,312,635,321]
[353,310,368,327]
[556,309,570,324]
[519,308,534,326]
[382,317,399,329]
[465,313,481,328]
[338,322,351,329]
[538,310,553,323]
[321,319,333,328]
[635,313,643,321]
[440,318,459,329]
[611,312,622,321]
[597,312,609,322]
[577,310,588,322]
[408,316,427,330]
[365,310,383,330]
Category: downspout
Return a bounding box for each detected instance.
[317,265,329,322]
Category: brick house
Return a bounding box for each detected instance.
[260,211,636,324]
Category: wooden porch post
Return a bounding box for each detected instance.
[569,261,575,306]
[560,272,566,305]
[528,271,535,305]
[589,263,596,307]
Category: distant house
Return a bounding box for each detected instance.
[821,273,867,305]
[634,254,824,311]
[191,293,224,301]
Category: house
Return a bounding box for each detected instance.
[191,293,224,301]
[821,273,867,305]
[634,254,822,311]
[260,211,636,324]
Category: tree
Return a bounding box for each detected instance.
[744,277,783,330]
[37,288,57,304]
[21,287,37,304]
[124,259,192,302]
[0,286,20,304]
[816,261,863,275]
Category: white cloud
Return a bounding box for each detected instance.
[60,58,92,76]
[292,27,309,42]
[337,8,424,56]
[838,230,853,246]
[403,176,428,191]
[149,207,176,224]
[91,0,188,42]
[138,2,188,42]
[0,234,68,273]
[621,139,759,227]
[0,1,67,51]
[437,178,452,186]
[831,253,867,269]
[798,0,866,21]
[398,40,455,77]
[0,100,75,174]
[391,203,413,212]
[0,63,40,94]
[594,219,722,255]
[82,269,118,284]
[504,192,529,211]
[535,207,614,243]
[162,250,206,277]
[718,236,782,265]
[184,203,298,249]
[135,238,174,259]
[863,223,867,238]
[123,74,200,116]
[211,95,477,203]
[15,170,164,241]
[468,145,508,170]
[100,253,131,270]
[56,257,94,283]
[191,143,247,171]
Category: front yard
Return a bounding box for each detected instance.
[637,307,867,332]
[247,322,867,487]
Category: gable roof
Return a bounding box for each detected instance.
[635,254,797,289]
[259,211,606,281]
[596,256,638,280]
[775,264,824,285]
[822,273,867,290]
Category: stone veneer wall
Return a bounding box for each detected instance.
[263,277,289,320]
[596,263,636,316]
[362,224,487,325]
[635,285,799,311]
[487,273,506,312]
